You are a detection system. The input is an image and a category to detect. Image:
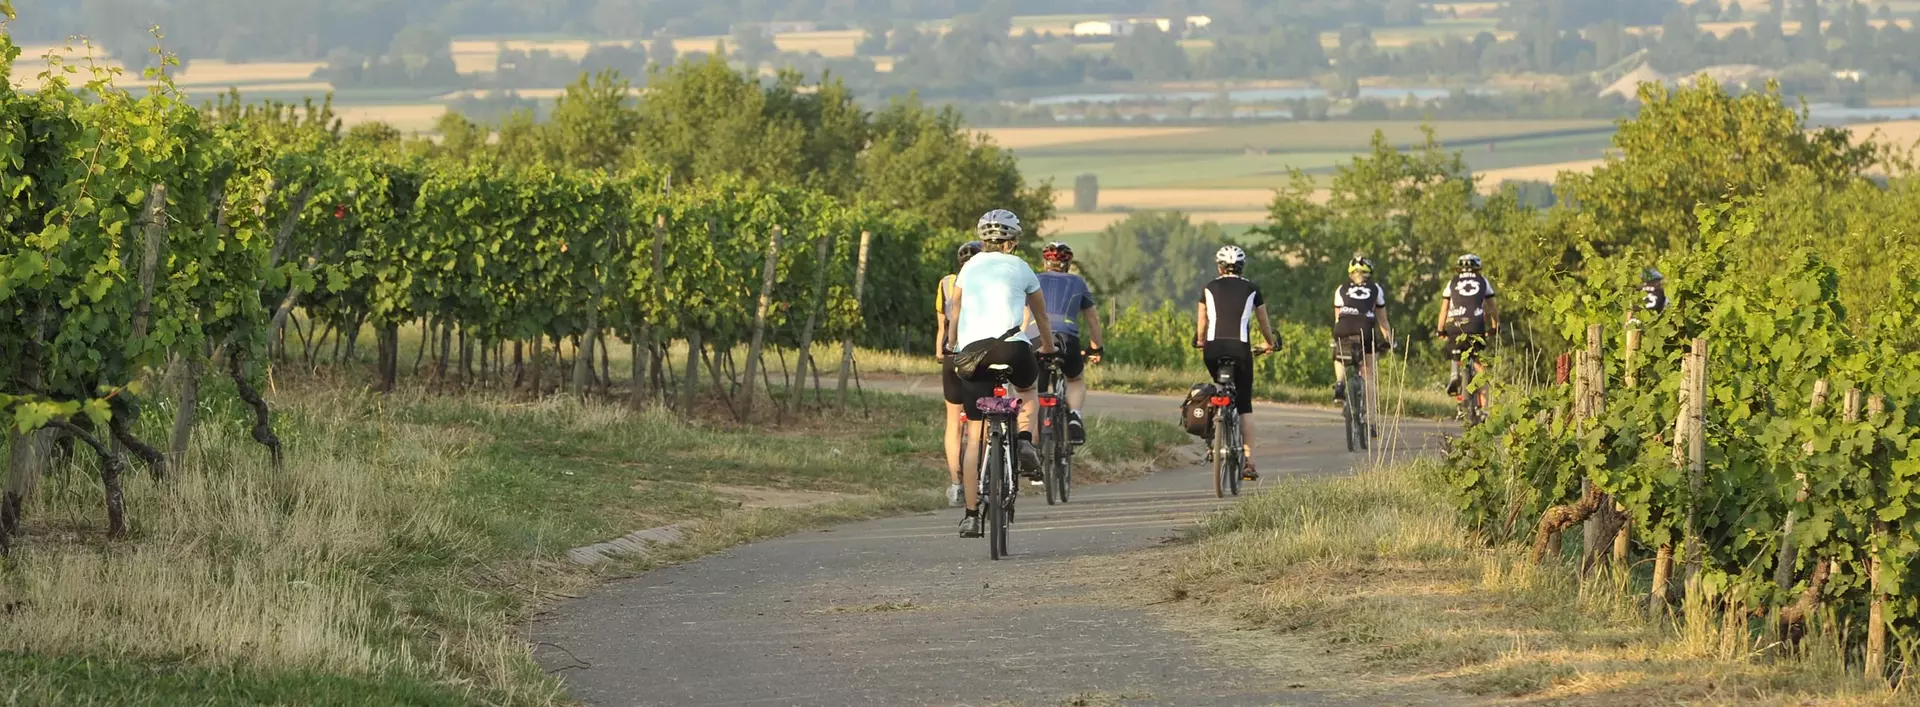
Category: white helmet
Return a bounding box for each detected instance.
[976,209,1022,241]
[1216,245,1247,269]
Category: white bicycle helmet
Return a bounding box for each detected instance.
[976,209,1022,242]
[1457,253,1483,271]
[1216,245,1247,268]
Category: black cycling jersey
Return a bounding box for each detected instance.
[1442,272,1496,334]
[1200,276,1265,344]
[1641,282,1667,313]
[1333,281,1387,337]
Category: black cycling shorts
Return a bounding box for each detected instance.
[1202,340,1254,415]
[941,355,966,405]
[1036,334,1087,392]
[959,339,1039,421]
[1333,333,1373,362]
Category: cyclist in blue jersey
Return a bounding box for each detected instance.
[1025,242,1105,445]
[936,240,985,507]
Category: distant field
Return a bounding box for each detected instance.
[1012,120,1618,190]
[332,104,447,132]
[984,126,1208,149]
[1052,188,1278,212]
[1048,209,1271,233]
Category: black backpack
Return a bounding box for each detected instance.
[1180,383,1218,437]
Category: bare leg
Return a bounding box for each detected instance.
[1474,360,1490,409]
[1242,413,1255,458]
[1017,386,1039,440]
[960,418,985,511]
[1066,376,1087,412]
[943,402,964,485]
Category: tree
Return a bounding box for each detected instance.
[548,70,641,172]
[434,111,489,161]
[858,98,1054,232]
[1726,1,1745,21]
[730,23,779,68]
[1246,128,1497,337]
[1074,174,1099,213]
[857,22,891,56]
[1556,79,1878,259]
[1097,211,1224,311]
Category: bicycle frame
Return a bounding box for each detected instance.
[1207,359,1243,498]
[1037,356,1073,505]
[974,379,1021,560]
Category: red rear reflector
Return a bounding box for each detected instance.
[1210,395,1233,407]
[1039,396,1058,407]
[992,386,1007,397]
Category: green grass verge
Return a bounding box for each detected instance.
[1,373,1187,704]
[1152,461,1904,705]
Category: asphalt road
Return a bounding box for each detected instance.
[535,382,1457,707]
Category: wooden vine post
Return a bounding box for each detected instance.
[1532,325,1606,564]
[1577,324,1613,573]
[1775,380,1832,594]
[1612,326,1643,568]
[837,230,873,407]
[741,226,784,419]
[1681,338,1707,586]
[1651,340,1706,612]
[792,230,833,411]
[1866,394,1889,677]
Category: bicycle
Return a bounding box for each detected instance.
[1333,335,1369,453]
[1036,349,1074,506]
[1204,353,1264,499]
[972,364,1022,560]
[1446,332,1491,429]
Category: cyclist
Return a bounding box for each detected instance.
[1332,257,1393,435]
[1641,267,1667,315]
[949,209,1057,538]
[1437,254,1498,414]
[936,240,985,507]
[1025,242,1105,445]
[1195,245,1279,481]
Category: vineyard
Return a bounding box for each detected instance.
[1445,177,1920,677]
[0,27,963,552]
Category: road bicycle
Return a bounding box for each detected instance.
[1333,335,1370,453]
[1036,347,1074,506]
[972,364,1022,560]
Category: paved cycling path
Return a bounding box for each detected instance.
[535,387,1458,706]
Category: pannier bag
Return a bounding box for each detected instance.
[1180,383,1219,437]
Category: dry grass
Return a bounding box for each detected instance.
[8,45,326,90]
[1847,120,1920,151]
[0,385,551,701]
[983,126,1209,150]
[1154,461,1909,705]
[1051,188,1280,211]
[1048,209,1271,233]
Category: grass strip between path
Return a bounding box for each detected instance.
[1155,461,1908,705]
[1,375,1187,705]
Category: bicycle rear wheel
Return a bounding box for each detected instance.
[1041,413,1061,506]
[1056,411,1073,504]
[1352,376,1369,451]
[1213,409,1232,498]
[1226,417,1243,496]
[987,430,1009,560]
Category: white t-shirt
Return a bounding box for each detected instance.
[954,252,1040,347]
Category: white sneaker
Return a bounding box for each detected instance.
[946,483,963,508]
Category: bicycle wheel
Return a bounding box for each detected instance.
[1056,409,1073,504]
[1226,417,1243,496]
[1341,385,1359,453]
[1353,376,1369,451]
[1041,410,1061,506]
[987,428,1008,560]
[1213,408,1232,498]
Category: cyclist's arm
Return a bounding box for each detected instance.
[947,285,964,348]
[1027,291,1056,353]
[1485,296,1500,333]
[1081,303,1105,351]
[935,307,949,356]
[1435,297,1449,334]
[1254,305,1279,352]
[1194,300,1209,347]
[1377,307,1394,342]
